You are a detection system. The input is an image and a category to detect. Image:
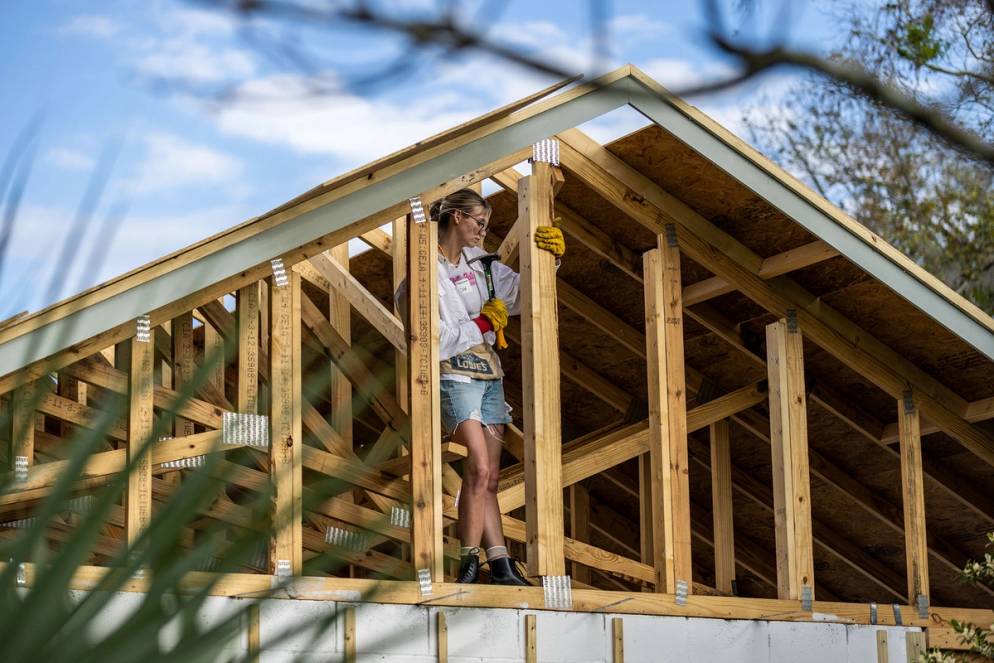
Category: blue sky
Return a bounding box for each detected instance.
[0,0,836,317]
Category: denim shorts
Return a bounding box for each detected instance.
[439,378,513,436]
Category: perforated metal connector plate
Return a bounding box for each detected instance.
[270,258,289,287]
[869,601,878,625]
[916,594,929,619]
[532,138,560,166]
[417,568,433,598]
[161,455,207,470]
[409,196,427,224]
[675,579,688,606]
[13,456,28,483]
[1,517,37,529]
[390,506,411,528]
[542,575,572,610]
[892,603,903,626]
[16,563,27,587]
[222,412,270,448]
[136,314,151,343]
[325,526,367,552]
[664,224,678,247]
[784,308,799,333]
[200,557,221,572]
[275,559,292,577]
[801,585,813,611]
[67,495,95,515]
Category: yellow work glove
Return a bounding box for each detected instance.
[480,298,509,350]
[534,219,565,258]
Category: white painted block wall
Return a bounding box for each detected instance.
[76,591,919,662]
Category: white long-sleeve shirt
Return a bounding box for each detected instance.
[395,245,522,380]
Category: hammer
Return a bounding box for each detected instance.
[466,253,508,349]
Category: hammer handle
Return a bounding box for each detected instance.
[482,266,496,300]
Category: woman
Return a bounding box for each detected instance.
[397,188,565,585]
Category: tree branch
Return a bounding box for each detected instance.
[689,35,994,165]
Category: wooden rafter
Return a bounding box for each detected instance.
[683,241,839,306]
[557,128,994,468]
[689,294,994,530]
[685,436,908,601]
[0,146,532,397]
[64,356,223,429]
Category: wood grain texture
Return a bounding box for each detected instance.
[11,382,37,471]
[710,419,735,595]
[126,335,154,546]
[766,318,814,600]
[327,244,354,454]
[519,164,566,577]
[171,312,195,437]
[525,614,537,663]
[406,206,443,579]
[899,395,930,605]
[236,283,260,414]
[570,483,592,584]
[643,237,691,593]
[269,271,303,575]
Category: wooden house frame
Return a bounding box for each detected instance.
[1,65,991,652]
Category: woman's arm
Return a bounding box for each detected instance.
[492,260,523,316]
[395,279,488,361]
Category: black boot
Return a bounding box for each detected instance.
[488,556,530,586]
[457,548,480,583]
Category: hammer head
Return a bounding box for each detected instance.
[466,253,501,269]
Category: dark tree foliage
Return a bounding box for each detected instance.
[745,1,994,313]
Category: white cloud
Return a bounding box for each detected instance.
[697,71,803,140]
[125,131,244,196]
[0,202,250,313]
[211,74,487,166]
[134,43,256,84]
[578,106,653,145]
[159,7,241,36]
[494,20,569,50]
[640,57,737,92]
[130,4,256,84]
[59,15,121,39]
[607,14,672,40]
[46,147,96,171]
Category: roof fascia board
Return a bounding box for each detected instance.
[626,78,994,362]
[0,77,635,378]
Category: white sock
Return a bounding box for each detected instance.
[486,545,509,561]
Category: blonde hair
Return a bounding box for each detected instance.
[429,188,490,232]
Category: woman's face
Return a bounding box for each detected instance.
[452,205,491,249]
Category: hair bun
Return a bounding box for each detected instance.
[429,199,443,222]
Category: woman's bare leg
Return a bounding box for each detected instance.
[480,424,506,550]
[454,419,490,547]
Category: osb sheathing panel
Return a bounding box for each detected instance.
[604,124,818,259]
[820,279,994,402]
[608,124,994,404]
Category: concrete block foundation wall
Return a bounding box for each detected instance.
[77,591,920,662]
